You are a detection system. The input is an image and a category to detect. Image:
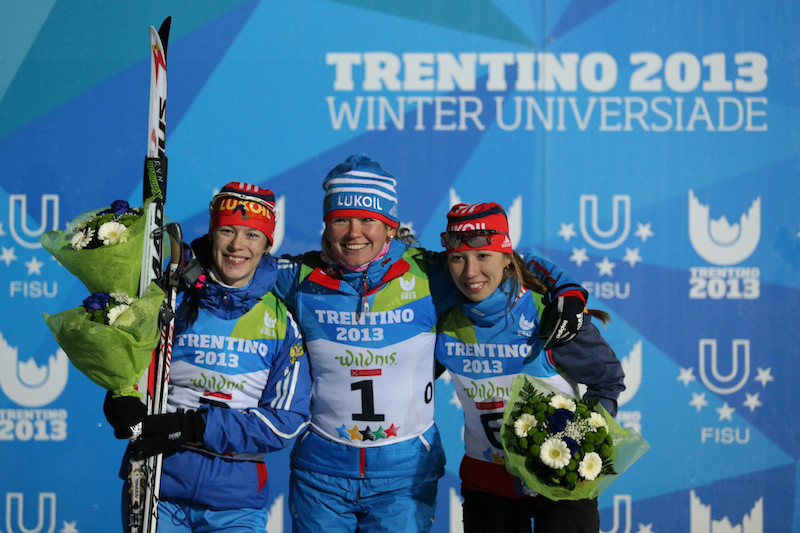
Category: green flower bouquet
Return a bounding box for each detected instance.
[40,199,150,296]
[43,283,164,399]
[501,374,649,501]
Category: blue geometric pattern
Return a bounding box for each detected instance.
[1,2,798,531]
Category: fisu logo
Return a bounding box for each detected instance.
[579,194,630,250]
[0,331,68,407]
[7,194,60,249]
[688,190,760,266]
[5,492,56,533]
[698,339,750,395]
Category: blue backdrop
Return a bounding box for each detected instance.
[1,1,798,532]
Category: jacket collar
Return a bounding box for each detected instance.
[308,239,410,295]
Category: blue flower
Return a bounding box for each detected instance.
[97,200,131,216]
[109,200,132,215]
[82,292,110,311]
[548,408,574,433]
[563,436,579,455]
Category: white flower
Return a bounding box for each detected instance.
[110,292,134,305]
[549,394,576,412]
[97,221,127,245]
[539,437,571,469]
[578,452,603,480]
[106,304,129,325]
[514,413,537,438]
[588,412,607,430]
[69,229,92,250]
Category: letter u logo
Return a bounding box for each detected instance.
[6,492,56,533]
[698,339,750,394]
[9,194,60,249]
[599,494,632,533]
[579,194,630,250]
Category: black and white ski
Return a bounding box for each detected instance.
[130,16,173,533]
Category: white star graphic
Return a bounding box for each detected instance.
[449,390,462,409]
[26,256,45,275]
[401,220,414,233]
[634,222,654,242]
[637,523,655,533]
[558,223,577,242]
[1,247,17,266]
[623,247,642,267]
[596,257,616,276]
[570,247,589,267]
[439,370,452,385]
[689,392,708,412]
[60,520,79,533]
[716,401,735,422]
[743,392,762,412]
[754,367,774,387]
[677,367,696,386]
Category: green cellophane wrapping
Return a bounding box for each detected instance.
[43,282,164,398]
[501,373,650,501]
[39,199,153,296]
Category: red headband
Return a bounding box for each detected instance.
[209,182,276,242]
[442,202,512,253]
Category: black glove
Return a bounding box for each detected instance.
[539,292,586,350]
[103,392,146,439]
[130,411,206,459]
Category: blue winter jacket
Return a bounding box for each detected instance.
[155,235,312,510]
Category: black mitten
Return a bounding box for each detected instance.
[130,411,206,458]
[539,293,586,350]
[103,392,146,439]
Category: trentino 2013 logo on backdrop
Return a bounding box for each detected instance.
[688,190,760,300]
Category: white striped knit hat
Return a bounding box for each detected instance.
[322,154,399,228]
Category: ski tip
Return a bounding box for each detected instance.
[158,16,172,56]
[159,16,172,36]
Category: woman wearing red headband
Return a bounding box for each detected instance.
[436,202,625,533]
[104,182,312,532]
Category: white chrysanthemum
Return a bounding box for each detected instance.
[549,394,576,412]
[578,452,603,480]
[106,304,129,325]
[70,229,92,250]
[97,221,127,245]
[514,413,537,438]
[588,412,607,430]
[539,437,571,469]
[110,292,134,305]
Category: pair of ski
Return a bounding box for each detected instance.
[130,16,174,533]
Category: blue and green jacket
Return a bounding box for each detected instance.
[157,235,311,510]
